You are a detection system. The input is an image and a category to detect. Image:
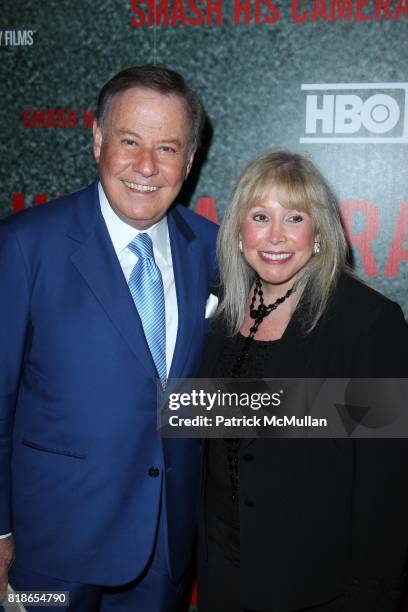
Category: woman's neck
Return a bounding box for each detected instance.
[240,279,303,341]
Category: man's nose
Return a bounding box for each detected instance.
[133,148,158,178]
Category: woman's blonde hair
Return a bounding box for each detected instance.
[217,149,348,334]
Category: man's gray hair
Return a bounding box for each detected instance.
[95,64,205,155]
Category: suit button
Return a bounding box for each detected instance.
[148,467,160,478]
[243,454,254,461]
[244,498,255,507]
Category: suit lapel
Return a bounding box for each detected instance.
[167,207,201,378]
[68,183,156,378]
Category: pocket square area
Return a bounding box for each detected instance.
[205,293,219,318]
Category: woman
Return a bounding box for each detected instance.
[197,150,408,612]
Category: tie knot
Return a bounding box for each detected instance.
[128,233,154,260]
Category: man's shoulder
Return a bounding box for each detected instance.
[169,204,218,241]
[2,180,98,236]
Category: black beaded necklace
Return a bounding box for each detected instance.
[224,277,296,505]
[231,276,296,378]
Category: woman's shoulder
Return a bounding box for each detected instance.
[199,314,240,377]
[326,273,408,376]
[207,311,231,337]
[330,272,405,323]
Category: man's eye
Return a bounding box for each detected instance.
[160,146,176,153]
[122,138,137,146]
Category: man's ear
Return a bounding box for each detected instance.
[184,152,195,180]
[93,120,103,163]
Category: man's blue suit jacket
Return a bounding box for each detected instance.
[0,180,218,586]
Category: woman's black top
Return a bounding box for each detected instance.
[207,334,282,568]
[200,273,408,612]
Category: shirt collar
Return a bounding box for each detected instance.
[98,181,171,263]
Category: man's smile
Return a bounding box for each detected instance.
[122,180,159,193]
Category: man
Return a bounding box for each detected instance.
[0,65,218,610]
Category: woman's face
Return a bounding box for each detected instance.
[240,185,317,296]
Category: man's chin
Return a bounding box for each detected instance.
[119,208,167,230]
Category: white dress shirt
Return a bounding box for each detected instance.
[99,183,178,376]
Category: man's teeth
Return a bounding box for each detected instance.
[124,181,158,192]
[261,252,292,261]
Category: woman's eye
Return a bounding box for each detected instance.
[288,214,303,223]
[253,213,268,222]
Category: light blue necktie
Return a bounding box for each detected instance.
[128,233,167,385]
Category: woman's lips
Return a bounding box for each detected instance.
[258,251,293,264]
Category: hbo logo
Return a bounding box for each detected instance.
[300,84,408,143]
[306,93,399,134]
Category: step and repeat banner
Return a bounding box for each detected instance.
[1,1,407,314]
[0,0,408,315]
[0,2,407,610]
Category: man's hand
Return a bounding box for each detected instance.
[0,535,15,598]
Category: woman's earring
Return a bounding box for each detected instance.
[239,239,243,252]
[313,241,321,255]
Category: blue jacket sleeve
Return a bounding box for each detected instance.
[0,221,30,533]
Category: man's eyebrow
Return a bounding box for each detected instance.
[117,130,184,147]
[117,130,141,138]
[158,138,184,148]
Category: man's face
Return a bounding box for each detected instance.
[93,87,194,229]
